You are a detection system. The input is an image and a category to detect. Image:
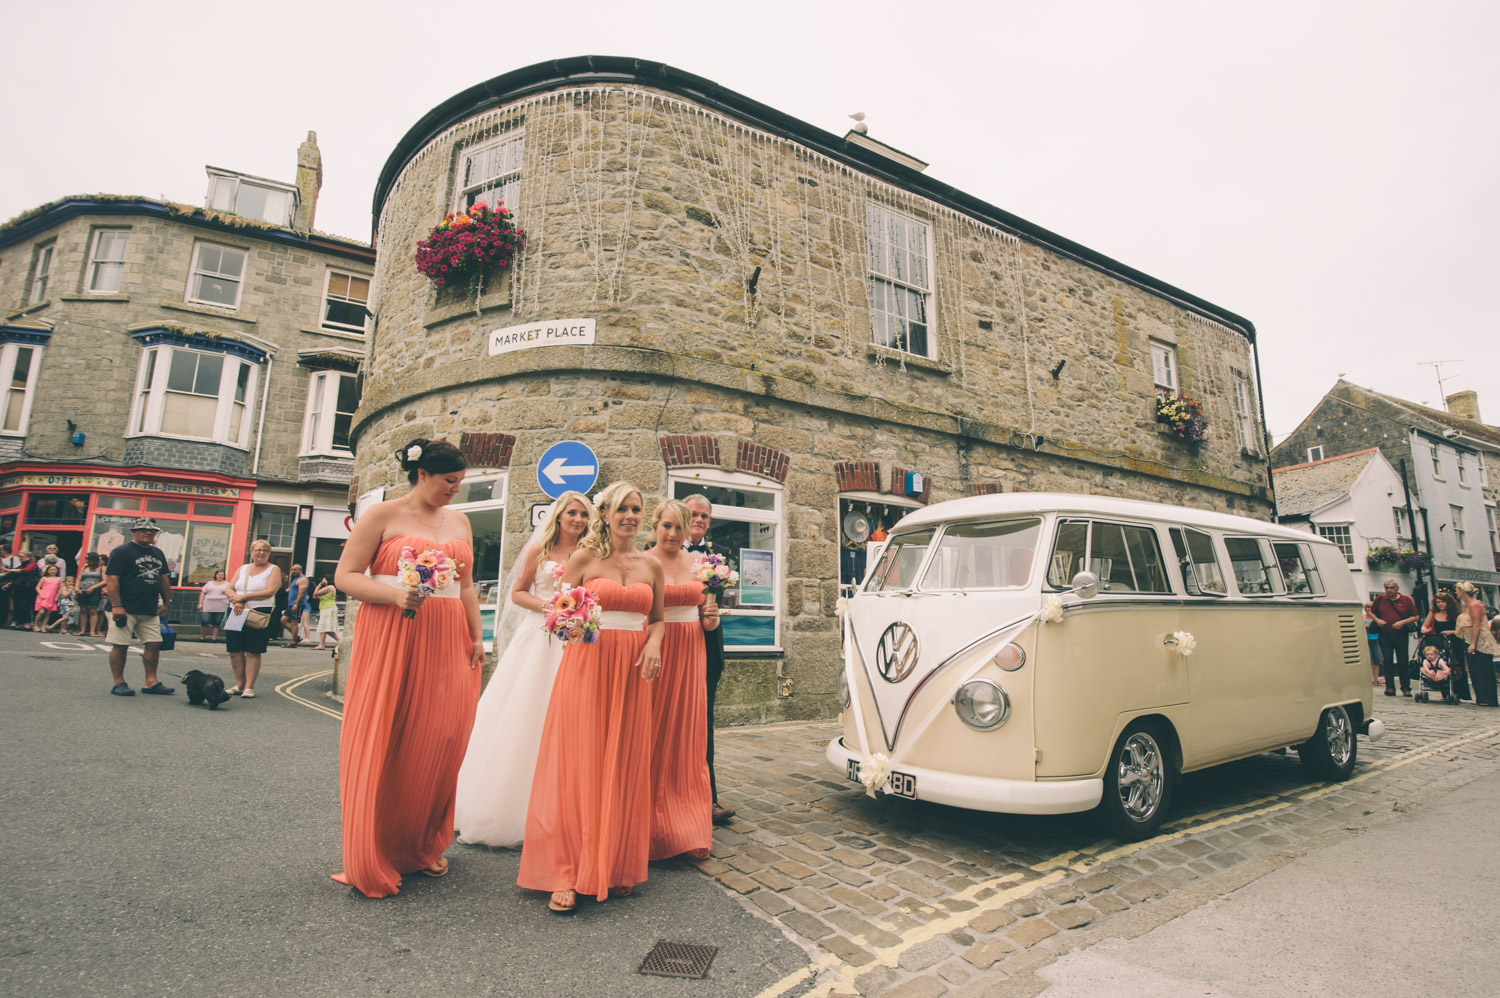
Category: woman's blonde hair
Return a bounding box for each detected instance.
[1456,581,1478,597]
[582,481,643,559]
[652,499,691,536]
[537,491,593,562]
[249,539,272,554]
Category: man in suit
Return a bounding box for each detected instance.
[684,494,735,825]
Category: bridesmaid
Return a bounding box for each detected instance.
[518,481,665,913]
[644,499,716,860]
[330,438,485,898]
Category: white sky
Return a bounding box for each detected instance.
[4,0,1495,443]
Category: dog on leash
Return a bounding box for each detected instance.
[182,670,231,709]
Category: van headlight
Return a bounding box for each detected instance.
[837,668,850,708]
[994,642,1026,672]
[954,680,1010,730]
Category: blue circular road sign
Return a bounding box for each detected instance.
[536,440,599,499]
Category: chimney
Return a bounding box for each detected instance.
[294,130,322,232]
[1446,390,1481,423]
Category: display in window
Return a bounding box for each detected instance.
[91,514,134,560]
[738,548,774,607]
[184,523,232,586]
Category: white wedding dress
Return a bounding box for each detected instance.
[454,558,566,848]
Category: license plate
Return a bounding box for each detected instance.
[845,760,917,799]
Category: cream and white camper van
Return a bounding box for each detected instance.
[828,493,1385,838]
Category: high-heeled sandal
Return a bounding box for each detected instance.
[549,889,578,913]
[419,859,449,878]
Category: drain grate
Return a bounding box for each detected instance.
[638,940,717,979]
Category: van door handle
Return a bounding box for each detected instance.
[1162,635,1179,647]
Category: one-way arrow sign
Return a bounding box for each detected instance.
[536,440,599,499]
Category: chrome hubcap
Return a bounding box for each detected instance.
[1116,732,1164,821]
[1324,707,1353,767]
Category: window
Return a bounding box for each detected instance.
[1479,453,1489,487]
[322,272,370,332]
[671,474,782,650]
[130,345,258,446]
[27,241,53,304]
[1169,527,1227,596]
[1431,446,1443,478]
[1150,340,1177,391]
[1224,536,1280,595]
[1046,520,1171,594]
[1,342,41,435]
[1272,541,1325,596]
[454,132,524,216]
[208,174,295,225]
[301,371,360,455]
[1451,505,1467,554]
[1393,506,1411,540]
[920,519,1041,590]
[252,507,296,550]
[867,527,936,593]
[1306,445,1324,462]
[865,202,932,358]
[1232,370,1257,451]
[1316,524,1354,564]
[86,229,130,293]
[186,243,248,309]
[1457,457,1468,486]
[1487,506,1498,556]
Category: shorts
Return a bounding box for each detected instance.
[225,624,271,655]
[107,613,163,646]
[77,591,101,609]
[200,611,226,628]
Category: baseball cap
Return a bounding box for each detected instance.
[130,517,160,532]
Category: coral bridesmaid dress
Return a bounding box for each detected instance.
[649,582,713,860]
[332,536,481,898]
[517,579,654,901]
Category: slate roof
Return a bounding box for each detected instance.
[1334,381,1500,450]
[1272,447,1380,518]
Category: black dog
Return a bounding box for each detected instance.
[182,670,231,710]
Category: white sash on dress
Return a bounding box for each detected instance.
[662,606,699,623]
[598,611,646,630]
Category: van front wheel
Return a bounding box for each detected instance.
[1297,705,1357,781]
[1097,721,1175,840]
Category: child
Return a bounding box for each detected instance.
[1419,643,1451,687]
[32,563,62,631]
[46,578,79,634]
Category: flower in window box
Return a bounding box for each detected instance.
[1155,389,1211,443]
[413,201,526,302]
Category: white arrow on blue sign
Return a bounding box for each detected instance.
[536,440,599,499]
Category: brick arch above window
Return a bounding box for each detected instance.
[835,461,882,493]
[659,434,721,469]
[965,483,1002,497]
[460,432,516,469]
[737,441,790,483]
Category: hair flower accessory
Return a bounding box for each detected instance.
[1171,630,1197,656]
[406,444,423,462]
[1039,594,1065,624]
[858,752,893,798]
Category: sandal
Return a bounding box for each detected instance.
[608,886,633,899]
[419,859,449,878]
[225,686,241,696]
[548,889,578,913]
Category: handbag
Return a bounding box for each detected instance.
[244,609,271,630]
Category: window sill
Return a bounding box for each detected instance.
[60,293,129,302]
[864,345,952,375]
[298,450,354,460]
[124,432,250,452]
[725,648,785,659]
[1240,446,1263,461]
[302,326,367,342]
[423,279,513,329]
[161,299,257,324]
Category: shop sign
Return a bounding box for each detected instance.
[0,473,240,498]
[1437,565,1500,585]
[488,318,596,356]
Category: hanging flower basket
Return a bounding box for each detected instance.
[1155,390,1211,444]
[1397,550,1431,573]
[1365,545,1398,569]
[414,201,525,302]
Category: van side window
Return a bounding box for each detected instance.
[921,518,1041,589]
[1272,541,1325,596]
[1225,536,1280,595]
[1047,520,1089,587]
[866,528,935,592]
[1170,527,1227,596]
[1046,519,1170,593]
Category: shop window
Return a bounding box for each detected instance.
[301,371,360,455]
[1150,340,1177,392]
[194,502,235,518]
[182,521,232,586]
[0,512,16,555]
[130,345,258,447]
[838,495,920,594]
[86,229,131,293]
[1169,526,1228,596]
[96,495,140,511]
[1225,536,1281,595]
[186,242,248,309]
[90,513,140,563]
[321,272,370,333]
[207,173,295,226]
[1046,520,1170,594]
[865,201,932,358]
[26,493,88,525]
[147,499,190,515]
[671,473,782,651]
[454,131,524,217]
[1,342,41,435]
[27,241,53,305]
[1273,540,1325,596]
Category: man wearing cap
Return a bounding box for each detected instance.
[103,518,175,696]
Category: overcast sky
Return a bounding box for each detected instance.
[4,0,1495,444]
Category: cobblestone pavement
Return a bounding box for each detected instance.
[695,697,1500,998]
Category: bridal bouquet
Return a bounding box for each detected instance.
[692,552,740,605]
[396,546,461,619]
[542,584,602,645]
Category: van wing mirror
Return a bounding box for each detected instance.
[1069,571,1100,600]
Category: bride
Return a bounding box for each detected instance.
[454,491,593,847]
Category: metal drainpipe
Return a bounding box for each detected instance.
[251,355,274,477]
[1250,335,1276,519]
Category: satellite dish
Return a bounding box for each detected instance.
[842,510,871,544]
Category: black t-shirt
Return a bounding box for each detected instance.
[106,541,169,615]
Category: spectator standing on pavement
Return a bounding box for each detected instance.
[223,541,282,699]
[1421,589,1470,701]
[312,577,341,650]
[9,552,39,629]
[1455,582,1499,708]
[282,565,309,647]
[683,493,735,825]
[0,549,24,627]
[197,570,230,643]
[44,577,80,634]
[77,552,107,638]
[32,564,62,631]
[1363,601,1383,686]
[103,519,175,697]
[40,543,70,581]
[1371,580,1418,697]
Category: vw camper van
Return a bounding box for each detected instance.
[828,493,1384,838]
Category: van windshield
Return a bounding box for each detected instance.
[920,518,1041,589]
[866,528,936,592]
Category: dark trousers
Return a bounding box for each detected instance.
[705,655,723,802]
[1469,651,1499,707]
[1379,631,1412,691]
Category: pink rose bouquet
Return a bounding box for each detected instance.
[692,552,740,605]
[541,583,602,645]
[396,546,461,619]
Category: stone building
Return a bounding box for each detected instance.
[356,56,1273,722]
[0,133,373,617]
[1272,381,1500,605]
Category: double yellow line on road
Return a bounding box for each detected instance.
[274,669,341,720]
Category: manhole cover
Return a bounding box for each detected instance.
[638,940,717,980]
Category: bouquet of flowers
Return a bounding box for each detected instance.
[396,546,461,619]
[692,552,740,606]
[541,584,602,645]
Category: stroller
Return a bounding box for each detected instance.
[1415,636,1458,705]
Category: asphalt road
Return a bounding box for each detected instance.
[0,630,810,998]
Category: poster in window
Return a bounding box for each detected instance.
[184,523,232,586]
[738,548,774,607]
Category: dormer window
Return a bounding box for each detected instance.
[206,170,297,226]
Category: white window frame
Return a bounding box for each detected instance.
[1307,445,1324,462]
[320,271,370,334]
[1232,370,1257,451]
[865,201,935,360]
[1150,340,1178,392]
[1450,505,1468,555]
[1393,506,1412,541]
[300,370,359,456]
[1431,445,1444,479]
[452,131,524,217]
[27,241,53,305]
[207,173,295,226]
[86,228,131,294]
[670,468,784,653]
[185,242,248,310]
[449,473,508,652]
[1457,455,1469,486]
[128,344,259,448]
[1487,504,1498,558]
[1,342,42,436]
[1479,452,1489,487]
[1316,523,1354,564]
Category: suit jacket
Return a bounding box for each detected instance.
[692,541,726,678]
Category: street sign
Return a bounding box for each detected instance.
[536,440,599,499]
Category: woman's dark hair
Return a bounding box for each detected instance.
[396,437,467,485]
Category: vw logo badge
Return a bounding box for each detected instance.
[875,622,919,683]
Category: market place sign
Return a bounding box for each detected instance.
[0,473,241,498]
[488,318,596,356]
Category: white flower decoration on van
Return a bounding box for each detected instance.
[1039,594,1065,624]
[858,752,893,797]
[1171,630,1197,656]
[835,595,850,618]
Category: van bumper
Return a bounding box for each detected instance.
[825,737,1102,815]
[1361,717,1386,742]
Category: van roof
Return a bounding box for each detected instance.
[892,493,1332,545]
